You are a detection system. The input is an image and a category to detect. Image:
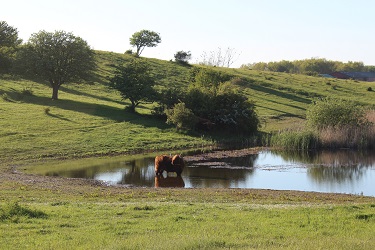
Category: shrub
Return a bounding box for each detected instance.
[367,87,373,92]
[165,102,198,130]
[306,97,366,130]
[44,107,51,114]
[211,92,260,134]
[174,50,191,64]
[124,49,133,55]
[152,87,185,117]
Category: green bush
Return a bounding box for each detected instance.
[165,102,198,130]
[306,97,366,129]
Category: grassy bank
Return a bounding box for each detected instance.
[1,179,375,249]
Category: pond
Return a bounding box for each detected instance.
[43,150,375,196]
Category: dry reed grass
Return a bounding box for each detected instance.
[318,110,375,149]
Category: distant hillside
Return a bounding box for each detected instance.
[1,50,375,161]
[95,51,375,130]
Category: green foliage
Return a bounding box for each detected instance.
[271,130,320,150]
[211,91,260,134]
[244,58,370,76]
[174,50,191,64]
[129,29,161,56]
[182,68,260,134]
[190,67,231,91]
[0,21,22,47]
[306,97,366,129]
[0,21,22,73]
[16,30,95,100]
[110,59,157,112]
[165,102,197,130]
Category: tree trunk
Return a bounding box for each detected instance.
[52,84,59,100]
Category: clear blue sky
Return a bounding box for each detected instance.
[2,0,374,67]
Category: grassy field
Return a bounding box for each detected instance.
[1,51,375,249]
[1,178,375,250]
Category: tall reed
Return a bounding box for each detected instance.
[319,110,375,149]
[271,130,320,150]
[271,110,375,150]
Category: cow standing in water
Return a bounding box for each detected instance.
[154,155,185,176]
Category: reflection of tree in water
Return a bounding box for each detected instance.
[118,157,155,186]
[275,150,375,184]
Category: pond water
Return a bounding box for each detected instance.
[44,150,375,196]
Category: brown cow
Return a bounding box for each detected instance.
[154,154,185,176]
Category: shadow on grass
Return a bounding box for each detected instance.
[59,85,126,106]
[249,84,311,104]
[21,94,170,129]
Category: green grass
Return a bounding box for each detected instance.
[1,190,375,249]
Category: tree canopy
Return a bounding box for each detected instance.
[0,21,22,73]
[18,30,95,100]
[109,59,157,112]
[129,30,161,57]
[174,51,191,64]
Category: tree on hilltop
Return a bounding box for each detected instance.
[174,50,191,64]
[17,30,95,100]
[129,30,161,57]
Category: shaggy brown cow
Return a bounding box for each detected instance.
[154,154,185,176]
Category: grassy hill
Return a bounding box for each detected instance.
[1,50,375,162]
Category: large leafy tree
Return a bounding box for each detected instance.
[110,59,156,112]
[0,21,22,73]
[129,30,161,57]
[18,30,95,100]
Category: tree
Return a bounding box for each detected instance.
[174,50,191,64]
[129,30,161,57]
[0,21,22,47]
[110,59,156,112]
[0,21,22,73]
[18,30,95,100]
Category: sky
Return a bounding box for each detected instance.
[2,0,375,67]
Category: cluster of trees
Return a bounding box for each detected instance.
[1,20,259,134]
[0,21,166,100]
[110,61,260,134]
[242,58,375,76]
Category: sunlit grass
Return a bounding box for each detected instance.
[1,200,375,249]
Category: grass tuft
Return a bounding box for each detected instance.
[0,202,47,222]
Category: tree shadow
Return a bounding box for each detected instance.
[46,112,75,122]
[21,95,170,129]
[59,85,126,106]
[249,84,311,104]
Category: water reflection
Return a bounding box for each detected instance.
[155,176,185,188]
[42,149,375,196]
